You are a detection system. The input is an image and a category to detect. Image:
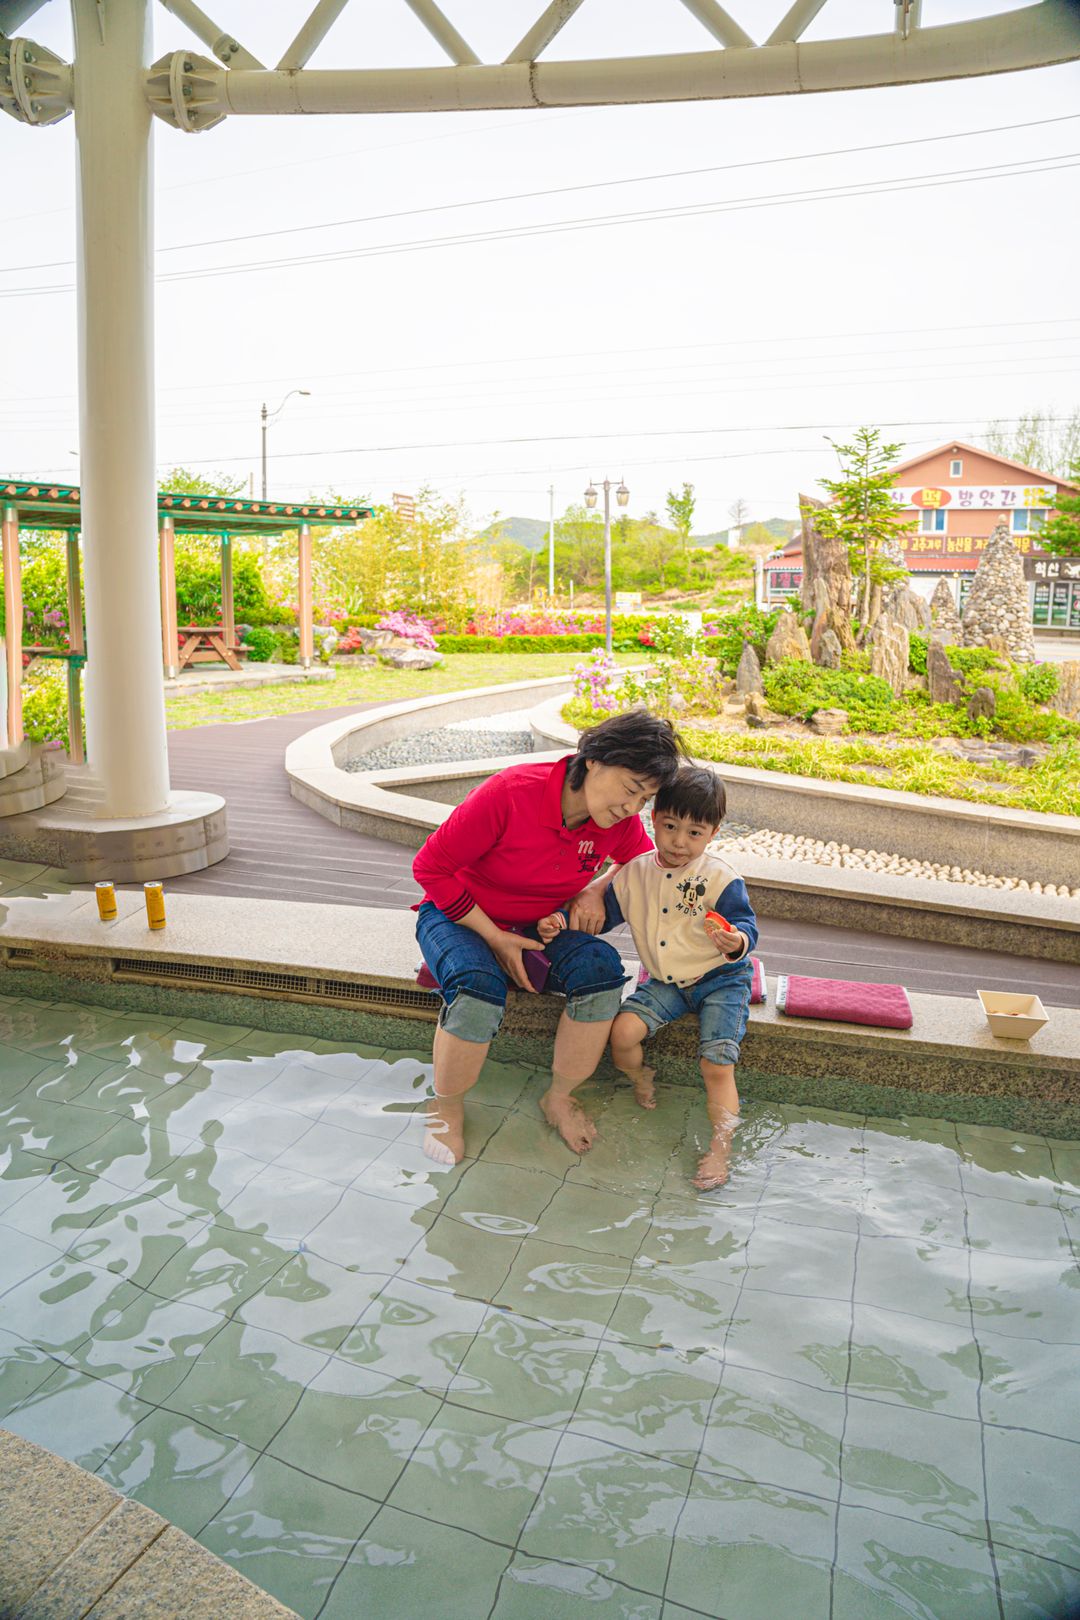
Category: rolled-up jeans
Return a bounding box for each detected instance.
[416,900,628,1045]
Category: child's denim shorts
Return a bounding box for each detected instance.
[621,957,754,1065]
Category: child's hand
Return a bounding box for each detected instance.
[537,913,566,945]
[705,914,745,956]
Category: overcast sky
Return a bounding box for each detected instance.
[4,0,1079,534]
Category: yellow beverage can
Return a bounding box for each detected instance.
[144,882,166,930]
[95,881,117,922]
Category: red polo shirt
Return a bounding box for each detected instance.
[412,755,653,929]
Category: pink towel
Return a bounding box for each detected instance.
[776,974,912,1029]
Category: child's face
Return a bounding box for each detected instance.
[653,810,720,869]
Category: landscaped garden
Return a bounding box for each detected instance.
[565,603,1080,817]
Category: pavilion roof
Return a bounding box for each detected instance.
[1,479,373,534]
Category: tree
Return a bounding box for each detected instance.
[159,466,247,499]
[727,497,749,542]
[665,483,695,559]
[984,409,1080,479]
[813,426,914,632]
[1035,460,1080,557]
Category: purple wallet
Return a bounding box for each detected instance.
[416,949,551,993]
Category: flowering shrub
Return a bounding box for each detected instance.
[376,610,437,649]
[571,651,622,712]
[334,627,368,655]
[23,605,70,652]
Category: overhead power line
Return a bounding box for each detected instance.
[163,413,1078,468]
[6,110,1078,274]
[9,315,1080,407]
[4,152,1079,299]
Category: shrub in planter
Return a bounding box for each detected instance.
[243,626,278,663]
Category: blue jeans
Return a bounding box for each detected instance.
[621,957,754,1066]
[416,901,628,1045]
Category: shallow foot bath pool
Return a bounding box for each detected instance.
[0,992,1077,1619]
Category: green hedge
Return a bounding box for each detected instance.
[436,633,606,654]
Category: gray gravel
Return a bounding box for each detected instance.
[344,725,533,772]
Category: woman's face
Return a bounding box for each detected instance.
[583,761,659,828]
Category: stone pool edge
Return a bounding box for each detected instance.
[0,1429,298,1619]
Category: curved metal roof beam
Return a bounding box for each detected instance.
[148,4,1080,127]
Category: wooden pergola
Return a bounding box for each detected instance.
[0,479,372,760]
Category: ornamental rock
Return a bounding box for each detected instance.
[765,609,811,666]
[867,613,909,698]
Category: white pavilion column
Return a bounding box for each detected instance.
[72,0,169,815]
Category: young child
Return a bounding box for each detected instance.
[538,765,757,1190]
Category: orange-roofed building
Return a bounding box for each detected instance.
[759,442,1080,635]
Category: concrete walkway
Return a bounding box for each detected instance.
[165,706,1080,1009]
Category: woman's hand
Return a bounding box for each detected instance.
[489,930,543,992]
[537,913,567,945]
[568,887,607,935]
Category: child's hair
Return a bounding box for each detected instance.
[653,765,726,827]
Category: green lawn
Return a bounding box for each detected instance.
[164,651,644,731]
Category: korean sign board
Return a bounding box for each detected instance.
[1025,556,1080,581]
[904,532,1041,559]
[890,485,1055,511]
[764,567,802,596]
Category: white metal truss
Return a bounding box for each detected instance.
[3,1,1080,130]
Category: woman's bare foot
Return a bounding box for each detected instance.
[423,1092,466,1165]
[693,1136,733,1190]
[539,1090,597,1154]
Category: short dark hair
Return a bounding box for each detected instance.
[653,765,726,827]
[566,709,685,792]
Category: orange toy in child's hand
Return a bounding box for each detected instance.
[705,911,733,931]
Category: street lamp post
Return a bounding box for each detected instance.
[260,389,311,500]
[584,478,629,655]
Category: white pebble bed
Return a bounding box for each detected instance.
[711,828,1080,899]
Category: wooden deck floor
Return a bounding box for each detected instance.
[166,709,1080,1009]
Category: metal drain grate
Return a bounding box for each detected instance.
[4,947,45,967]
[110,956,439,1018]
[114,957,310,994]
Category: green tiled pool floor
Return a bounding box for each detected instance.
[0,992,1078,1620]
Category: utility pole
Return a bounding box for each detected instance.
[585,478,629,656]
[548,483,555,601]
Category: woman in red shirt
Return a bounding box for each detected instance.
[413,711,683,1165]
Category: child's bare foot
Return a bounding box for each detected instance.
[693,1137,732,1190]
[622,1065,656,1109]
[539,1090,597,1154]
[423,1093,465,1165]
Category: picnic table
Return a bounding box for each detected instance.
[176,627,245,672]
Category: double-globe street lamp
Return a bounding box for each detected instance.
[260,389,311,500]
[584,477,630,655]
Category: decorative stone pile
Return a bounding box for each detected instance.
[961,519,1036,662]
[929,576,964,645]
[710,826,1080,898]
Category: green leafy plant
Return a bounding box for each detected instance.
[1018,663,1059,705]
[242,626,278,663]
[908,634,928,675]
